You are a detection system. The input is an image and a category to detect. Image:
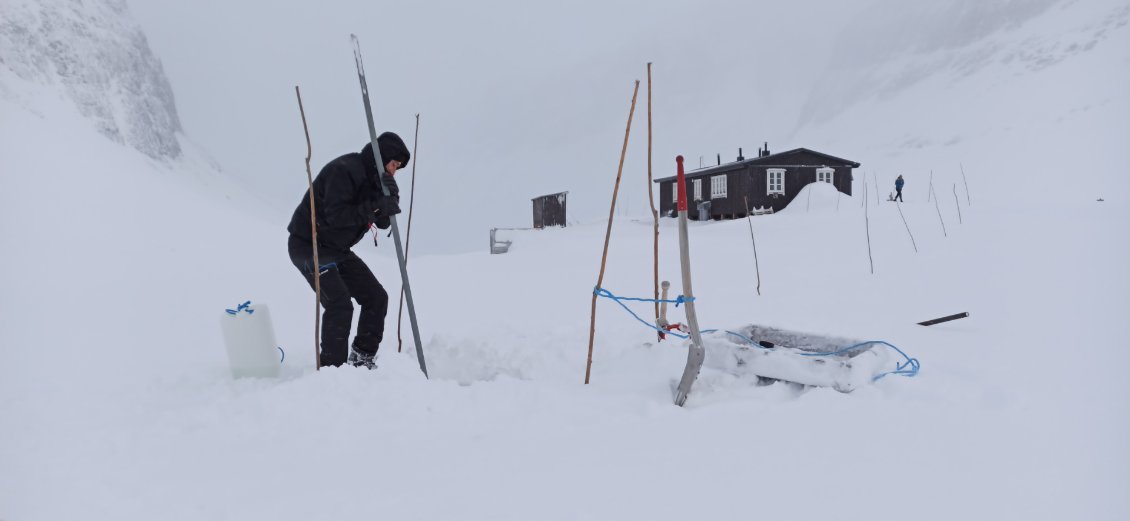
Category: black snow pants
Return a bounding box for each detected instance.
[288,235,388,367]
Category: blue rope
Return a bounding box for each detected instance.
[225,300,254,316]
[593,287,691,339]
[277,346,285,363]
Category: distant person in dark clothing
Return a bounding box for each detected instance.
[287,132,409,369]
[894,175,905,202]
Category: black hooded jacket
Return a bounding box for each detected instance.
[287,143,400,256]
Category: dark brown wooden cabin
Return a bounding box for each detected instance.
[655,146,860,220]
[532,191,568,228]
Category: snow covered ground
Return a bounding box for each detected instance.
[3,1,1129,520]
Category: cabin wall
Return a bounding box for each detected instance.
[656,150,857,219]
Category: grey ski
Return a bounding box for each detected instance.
[351,34,428,377]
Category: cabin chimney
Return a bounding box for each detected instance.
[717,153,721,166]
[761,141,770,157]
[737,148,744,161]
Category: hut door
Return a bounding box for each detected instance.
[533,198,545,229]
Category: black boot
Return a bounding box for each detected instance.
[348,347,377,370]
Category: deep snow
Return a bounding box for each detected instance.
[2,0,1129,519]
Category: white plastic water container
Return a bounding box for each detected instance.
[220,301,282,378]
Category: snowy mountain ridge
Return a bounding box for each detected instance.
[798,0,1129,130]
[0,0,182,159]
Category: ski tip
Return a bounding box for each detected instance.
[676,155,684,164]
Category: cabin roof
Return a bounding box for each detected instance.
[653,148,861,183]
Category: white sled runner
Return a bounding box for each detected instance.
[701,325,919,392]
[220,301,282,378]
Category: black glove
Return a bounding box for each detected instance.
[374,195,401,217]
[379,174,399,198]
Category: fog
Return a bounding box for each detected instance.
[128,0,884,253]
[129,0,1073,254]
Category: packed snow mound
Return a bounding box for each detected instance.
[0,0,182,159]
[776,182,852,215]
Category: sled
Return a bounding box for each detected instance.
[701,325,917,392]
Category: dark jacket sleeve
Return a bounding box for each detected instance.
[320,162,375,227]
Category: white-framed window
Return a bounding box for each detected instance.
[692,179,702,201]
[672,182,678,203]
[816,167,834,184]
[711,175,727,199]
[767,168,785,195]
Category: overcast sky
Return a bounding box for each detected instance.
[128,0,914,254]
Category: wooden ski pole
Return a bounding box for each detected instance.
[647,63,660,341]
[397,113,420,353]
[295,86,321,370]
[585,80,640,385]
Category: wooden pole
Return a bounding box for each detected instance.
[865,172,874,274]
[896,201,918,253]
[933,183,948,237]
[647,63,660,341]
[953,183,963,224]
[585,80,640,384]
[744,196,761,295]
[873,172,880,207]
[960,163,972,206]
[397,114,420,353]
[927,170,934,202]
[295,86,321,370]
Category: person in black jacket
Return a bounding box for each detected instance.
[287,132,409,369]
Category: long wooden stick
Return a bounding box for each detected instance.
[960,163,972,206]
[873,172,880,207]
[295,86,321,370]
[927,170,934,202]
[864,171,874,274]
[933,183,948,237]
[585,80,640,384]
[896,201,918,253]
[953,183,963,224]
[397,113,420,353]
[744,196,761,295]
[647,63,660,341]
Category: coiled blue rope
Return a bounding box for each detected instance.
[595,288,919,382]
